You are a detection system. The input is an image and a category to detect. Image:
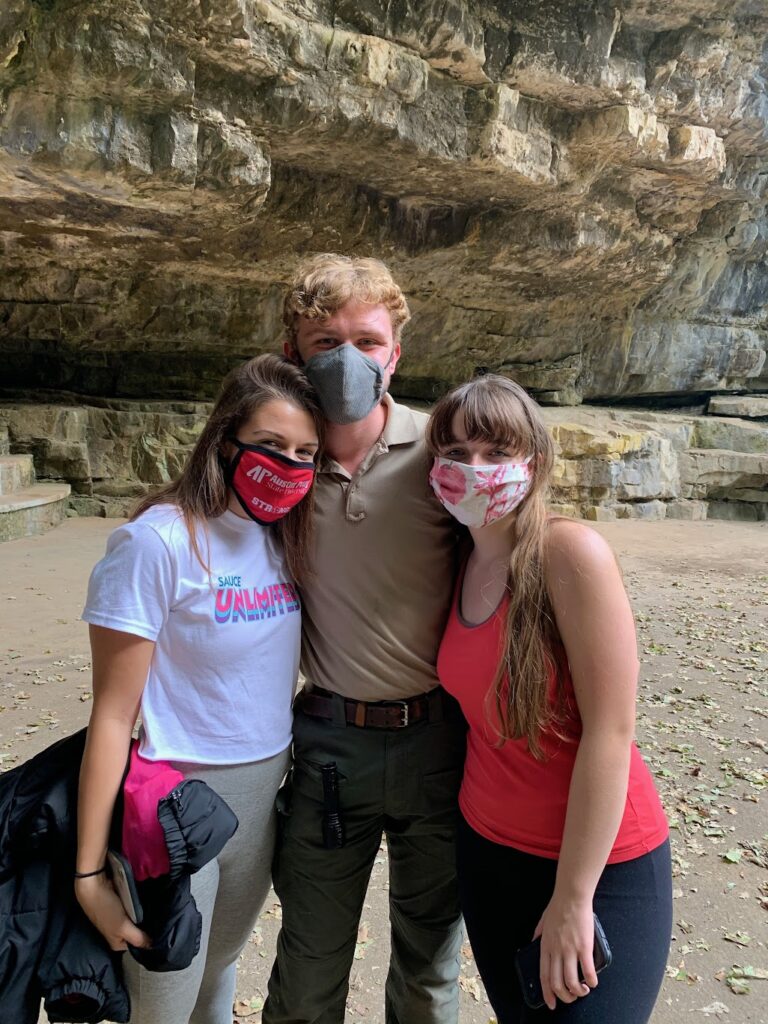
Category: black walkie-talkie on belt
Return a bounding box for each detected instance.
[320,762,345,849]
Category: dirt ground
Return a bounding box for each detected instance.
[1,517,765,1024]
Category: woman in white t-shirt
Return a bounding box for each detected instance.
[75,354,324,1024]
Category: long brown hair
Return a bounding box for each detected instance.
[131,354,324,584]
[426,374,562,758]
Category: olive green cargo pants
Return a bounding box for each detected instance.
[262,689,467,1024]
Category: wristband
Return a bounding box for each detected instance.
[74,866,107,879]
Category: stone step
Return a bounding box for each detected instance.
[0,424,8,456]
[0,483,71,543]
[0,454,36,496]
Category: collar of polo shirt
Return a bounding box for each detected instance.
[318,395,423,472]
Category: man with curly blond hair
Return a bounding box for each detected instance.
[262,254,465,1024]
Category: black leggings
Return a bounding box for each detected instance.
[457,815,672,1024]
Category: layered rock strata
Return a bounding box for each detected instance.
[1,1,766,406]
[1,399,765,524]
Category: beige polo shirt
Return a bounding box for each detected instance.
[300,395,458,701]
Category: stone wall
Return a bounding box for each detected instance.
[1,1,766,406]
[0,399,209,517]
[2,398,765,521]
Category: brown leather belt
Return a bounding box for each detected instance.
[298,686,440,729]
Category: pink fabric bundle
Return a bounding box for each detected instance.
[121,742,184,881]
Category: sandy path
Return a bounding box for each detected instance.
[1,517,766,1024]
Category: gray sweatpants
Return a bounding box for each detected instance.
[123,747,291,1024]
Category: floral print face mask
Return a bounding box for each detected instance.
[429,456,533,528]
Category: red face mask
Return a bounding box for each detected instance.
[225,440,315,524]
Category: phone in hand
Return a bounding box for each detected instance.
[107,849,144,926]
[514,913,612,1010]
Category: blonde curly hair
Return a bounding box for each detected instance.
[282,253,411,346]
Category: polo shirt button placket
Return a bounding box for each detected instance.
[346,479,366,522]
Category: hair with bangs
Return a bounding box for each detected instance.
[428,375,546,455]
[427,374,563,759]
[131,354,324,585]
[282,253,411,344]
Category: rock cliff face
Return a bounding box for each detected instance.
[2,396,767,525]
[1,1,766,405]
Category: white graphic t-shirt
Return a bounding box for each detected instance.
[83,505,299,764]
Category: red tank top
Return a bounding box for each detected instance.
[437,585,668,863]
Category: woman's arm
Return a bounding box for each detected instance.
[535,520,638,1010]
[75,624,154,951]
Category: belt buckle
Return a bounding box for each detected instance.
[394,700,409,728]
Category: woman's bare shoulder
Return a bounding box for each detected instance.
[543,516,619,579]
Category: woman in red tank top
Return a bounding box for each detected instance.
[427,375,671,1023]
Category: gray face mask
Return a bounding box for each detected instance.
[304,345,386,425]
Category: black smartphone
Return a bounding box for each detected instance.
[107,849,144,926]
[514,913,612,1010]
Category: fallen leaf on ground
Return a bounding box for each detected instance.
[729,965,768,981]
[354,921,374,960]
[726,976,749,995]
[459,975,484,1001]
[233,995,263,1016]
